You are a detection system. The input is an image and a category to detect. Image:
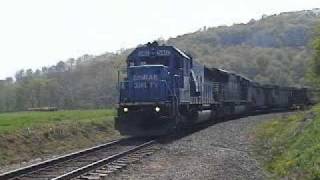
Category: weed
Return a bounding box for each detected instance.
[254,105,320,179]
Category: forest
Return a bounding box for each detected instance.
[0,9,319,112]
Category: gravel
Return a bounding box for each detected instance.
[111,113,292,180]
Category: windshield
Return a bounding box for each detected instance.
[139,57,169,66]
[141,57,169,66]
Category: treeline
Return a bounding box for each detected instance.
[0,53,127,112]
[0,9,319,112]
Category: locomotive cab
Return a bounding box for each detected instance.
[116,42,191,136]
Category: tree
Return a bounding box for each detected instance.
[312,26,320,74]
[307,25,320,87]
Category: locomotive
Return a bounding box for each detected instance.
[115,41,316,136]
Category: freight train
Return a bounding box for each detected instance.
[115,41,316,136]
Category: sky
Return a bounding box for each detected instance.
[0,0,319,79]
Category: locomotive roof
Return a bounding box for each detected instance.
[130,42,191,60]
[173,47,191,60]
[208,67,253,82]
[129,64,168,68]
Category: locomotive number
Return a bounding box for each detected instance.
[137,50,171,57]
[134,82,147,89]
[134,82,158,89]
[156,50,171,56]
[138,50,150,57]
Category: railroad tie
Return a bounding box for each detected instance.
[115,159,129,163]
[88,172,108,177]
[126,157,139,161]
[79,175,100,180]
[95,169,113,174]
[111,162,127,167]
[141,151,154,155]
[128,154,141,159]
[108,165,122,170]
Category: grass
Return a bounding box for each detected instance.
[0,109,115,133]
[0,109,119,166]
[253,105,320,179]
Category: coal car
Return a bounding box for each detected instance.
[115,42,315,136]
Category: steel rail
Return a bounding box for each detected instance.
[0,138,127,180]
[52,140,155,180]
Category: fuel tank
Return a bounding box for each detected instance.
[192,110,213,123]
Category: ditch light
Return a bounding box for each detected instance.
[155,106,160,112]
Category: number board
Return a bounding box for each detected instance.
[137,49,171,57]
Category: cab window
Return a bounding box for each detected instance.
[140,57,169,66]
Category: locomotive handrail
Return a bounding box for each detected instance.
[162,80,179,104]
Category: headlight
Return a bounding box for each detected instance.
[123,107,128,112]
[155,106,160,112]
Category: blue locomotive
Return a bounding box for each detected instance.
[115,42,316,136]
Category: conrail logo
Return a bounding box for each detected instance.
[133,75,158,81]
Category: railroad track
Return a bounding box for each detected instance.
[0,137,157,180]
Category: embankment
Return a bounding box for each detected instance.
[0,109,119,169]
[253,105,320,179]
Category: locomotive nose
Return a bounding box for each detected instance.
[119,65,171,103]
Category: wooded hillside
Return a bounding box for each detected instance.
[0,9,319,112]
[167,9,319,85]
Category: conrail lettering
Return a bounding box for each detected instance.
[133,74,158,81]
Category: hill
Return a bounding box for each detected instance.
[0,9,319,112]
[167,9,320,85]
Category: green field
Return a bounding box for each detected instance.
[0,109,118,166]
[0,109,115,132]
[254,105,320,179]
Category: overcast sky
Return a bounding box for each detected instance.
[0,0,319,79]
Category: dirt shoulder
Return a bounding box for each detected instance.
[112,113,292,180]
